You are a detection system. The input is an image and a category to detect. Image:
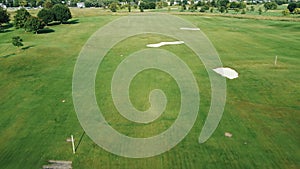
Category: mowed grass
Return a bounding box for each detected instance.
[0,9,299,169]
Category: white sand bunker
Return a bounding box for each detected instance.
[180,27,200,31]
[146,41,184,48]
[213,67,239,79]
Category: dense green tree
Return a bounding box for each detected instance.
[287,2,300,13]
[275,0,287,5]
[52,4,72,23]
[109,2,118,12]
[218,0,229,7]
[0,7,10,30]
[14,8,31,29]
[12,36,23,48]
[43,1,53,8]
[282,9,290,16]
[19,0,28,7]
[148,2,156,9]
[24,16,45,34]
[37,8,54,25]
[219,6,226,13]
[264,2,277,11]
[229,2,238,9]
[258,7,262,14]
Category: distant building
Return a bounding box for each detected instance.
[0,3,7,9]
[77,2,85,8]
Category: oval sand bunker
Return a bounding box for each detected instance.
[213,67,239,79]
[146,41,184,48]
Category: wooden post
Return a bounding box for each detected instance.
[274,56,277,66]
[71,135,75,154]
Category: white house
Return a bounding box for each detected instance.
[77,2,85,8]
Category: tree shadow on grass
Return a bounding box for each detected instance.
[75,131,85,152]
[64,19,79,25]
[0,29,13,33]
[21,45,35,50]
[38,28,55,34]
[0,23,14,33]
[0,53,16,58]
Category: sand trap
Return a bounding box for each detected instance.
[213,67,238,79]
[180,27,200,31]
[225,132,233,138]
[146,41,184,48]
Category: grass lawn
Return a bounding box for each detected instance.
[0,8,299,169]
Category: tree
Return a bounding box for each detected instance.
[109,2,119,12]
[126,0,131,12]
[52,4,72,24]
[218,0,229,8]
[219,6,226,13]
[148,2,156,9]
[43,1,53,8]
[19,0,28,7]
[24,16,45,34]
[37,8,54,25]
[12,36,24,48]
[282,9,290,16]
[0,7,10,30]
[264,2,277,11]
[258,7,262,14]
[229,2,238,9]
[14,8,31,29]
[287,2,299,13]
[295,8,300,14]
[241,9,246,14]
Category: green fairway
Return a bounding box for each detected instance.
[0,10,299,169]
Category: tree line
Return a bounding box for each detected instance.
[0,4,71,34]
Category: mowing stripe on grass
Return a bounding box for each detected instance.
[72,13,226,158]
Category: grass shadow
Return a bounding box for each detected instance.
[38,28,55,34]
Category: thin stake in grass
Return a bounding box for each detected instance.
[71,135,75,154]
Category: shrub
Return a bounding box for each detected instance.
[282,9,290,16]
[234,8,240,13]
[258,7,262,14]
[199,7,206,12]
[12,36,23,48]
[203,5,209,10]
[241,9,246,14]
[219,6,226,13]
